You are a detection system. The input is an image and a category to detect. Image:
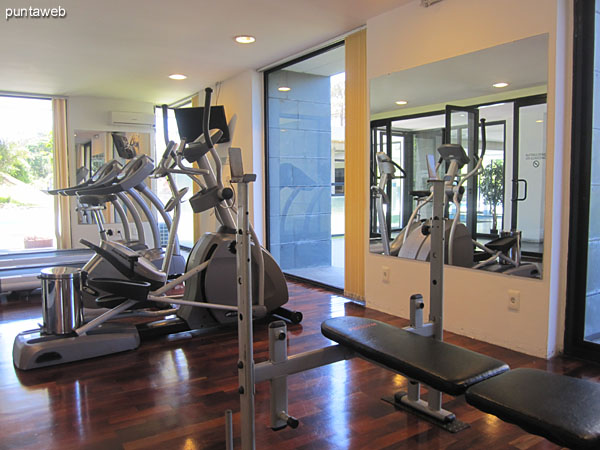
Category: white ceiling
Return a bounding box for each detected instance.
[285,45,346,76]
[370,34,548,115]
[1,0,411,104]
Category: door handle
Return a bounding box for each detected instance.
[512,179,528,201]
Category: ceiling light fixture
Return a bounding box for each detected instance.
[169,74,187,80]
[536,119,544,123]
[395,100,408,105]
[235,35,256,44]
[492,82,509,88]
[278,86,291,92]
[479,102,506,109]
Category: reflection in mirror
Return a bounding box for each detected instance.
[74,130,152,226]
[369,34,548,279]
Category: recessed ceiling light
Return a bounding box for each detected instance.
[169,74,187,80]
[492,82,509,88]
[235,35,256,44]
[395,100,408,105]
[278,86,291,92]
[479,102,505,109]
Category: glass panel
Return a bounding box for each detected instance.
[0,96,54,253]
[395,115,444,225]
[583,0,600,344]
[370,126,387,237]
[266,45,345,289]
[476,123,506,236]
[445,106,478,231]
[155,106,195,248]
[515,103,546,254]
[390,133,403,229]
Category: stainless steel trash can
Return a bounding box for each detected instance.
[40,267,83,335]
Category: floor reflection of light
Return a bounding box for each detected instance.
[173,348,190,381]
[73,380,88,438]
[329,296,350,318]
[392,373,406,389]
[158,348,190,385]
[182,437,198,450]
[328,362,349,443]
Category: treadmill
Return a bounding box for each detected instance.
[0,161,125,299]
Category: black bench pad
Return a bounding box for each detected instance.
[465,368,600,449]
[321,317,509,396]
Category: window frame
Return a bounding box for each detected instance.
[564,0,599,359]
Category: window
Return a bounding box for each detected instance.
[0,96,54,253]
[565,0,600,359]
[265,43,345,289]
[154,104,195,248]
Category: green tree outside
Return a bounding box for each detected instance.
[479,159,504,234]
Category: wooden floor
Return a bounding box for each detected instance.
[1,282,599,450]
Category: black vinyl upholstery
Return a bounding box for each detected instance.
[321,316,509,396]
[465,368,600,449]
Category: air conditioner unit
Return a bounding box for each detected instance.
[110,111,154,126]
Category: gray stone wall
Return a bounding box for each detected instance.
[267,70,332,270]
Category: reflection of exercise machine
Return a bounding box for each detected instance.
[74,154,187,305]
[49,155,187,307]
[230,175,600,450]
[373,120,539,277]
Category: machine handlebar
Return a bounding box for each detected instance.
[203,87,213,149]
[479,118,487,160]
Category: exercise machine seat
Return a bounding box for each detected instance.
[465,368,600,449]
[485,235,518,254]
[321,317,509,396]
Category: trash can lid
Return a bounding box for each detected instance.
[39,266,82,279]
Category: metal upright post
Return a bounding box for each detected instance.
[236,179,255,450]
[229,147,257,450]
[427,178,446,415]
[429,179,445,342]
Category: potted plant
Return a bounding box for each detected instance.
[479,160,504,235]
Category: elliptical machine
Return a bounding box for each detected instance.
[12,88,301,371]
[91,88,298,324]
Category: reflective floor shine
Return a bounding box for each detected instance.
[0,283,597,449]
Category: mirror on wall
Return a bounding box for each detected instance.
[369,34,548,279]
[74,130,152,225]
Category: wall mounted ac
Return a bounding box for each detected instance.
[110,111,154,126]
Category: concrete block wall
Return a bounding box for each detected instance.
[267,70,332,270]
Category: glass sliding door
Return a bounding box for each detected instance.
[265,42,345,290]
[512,98,547,255]
[565,0,600,359]
[445,105,479,233]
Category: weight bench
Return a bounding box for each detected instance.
[466,368,600,449]
[321,316,508,397]
[322,316,600,449]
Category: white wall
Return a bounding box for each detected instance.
[212,70,265,242]
[66,96,155,248]
[365,0,571,358]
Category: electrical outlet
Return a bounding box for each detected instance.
[382,266,390,283]
[508,289,520,311]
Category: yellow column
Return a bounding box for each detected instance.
[344,29,367,300]
[52,98,72,249]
